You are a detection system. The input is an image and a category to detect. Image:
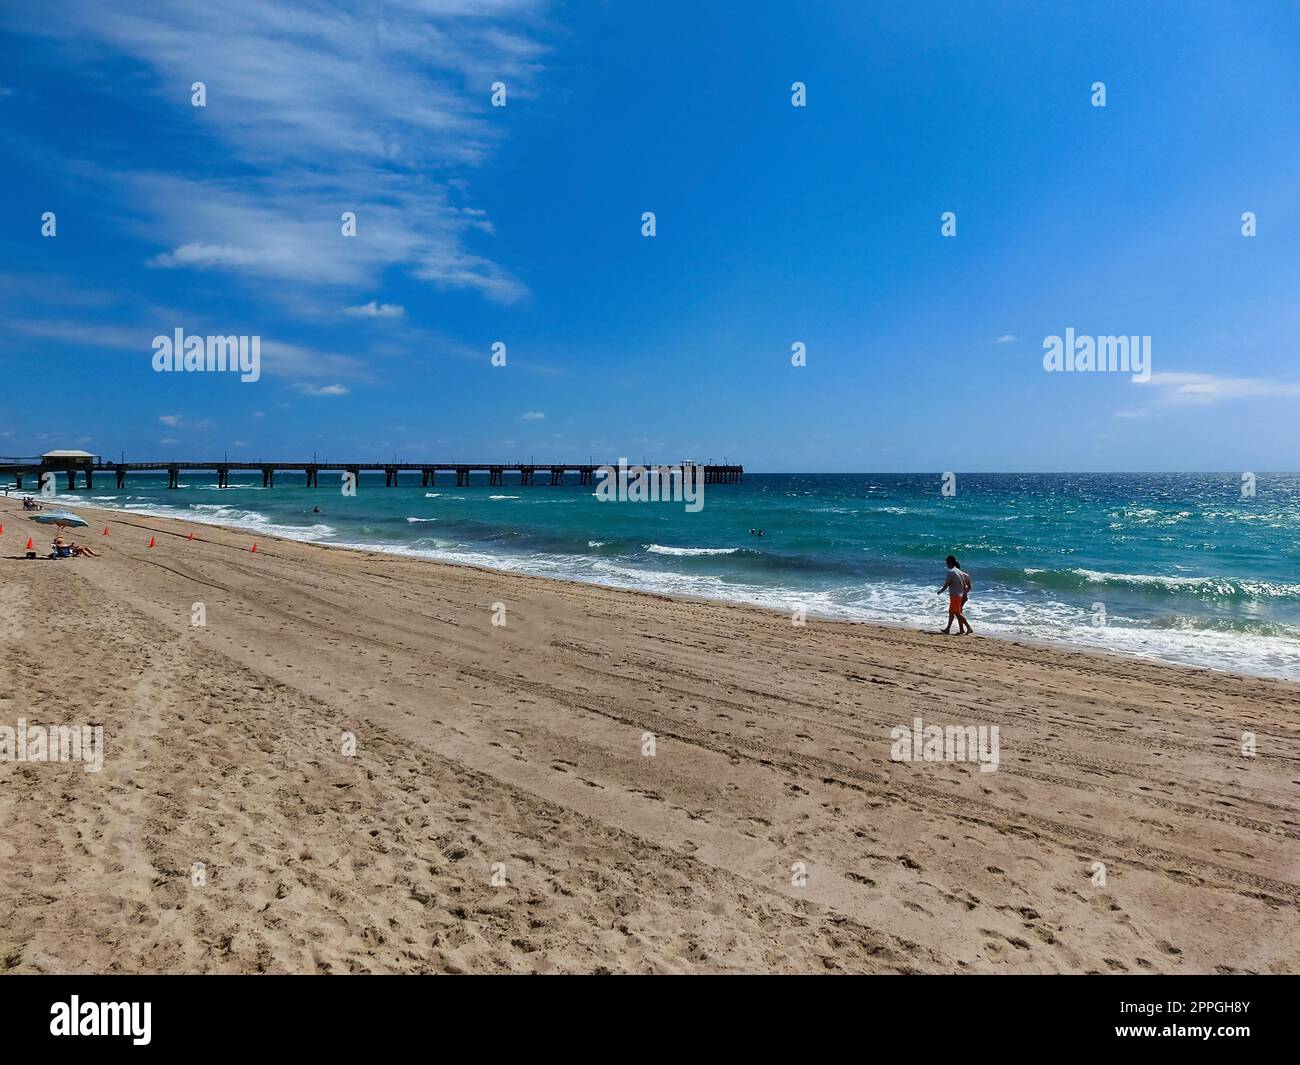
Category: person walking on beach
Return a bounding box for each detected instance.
[938,555,972,635]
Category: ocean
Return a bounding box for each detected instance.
[28,470,1300,680]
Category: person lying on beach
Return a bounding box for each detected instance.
[49,537,74,559]
[70,542,100,557]
[938,555,972,635]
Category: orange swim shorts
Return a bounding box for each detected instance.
[949,596,965,611]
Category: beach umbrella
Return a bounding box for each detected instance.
[30,510,90,529]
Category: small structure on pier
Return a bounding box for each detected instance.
[41,450,97,490]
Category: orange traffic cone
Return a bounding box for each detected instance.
[148,536,156,548]
[25,537,33,550]
[250,542,258,553]
[102,526,109,536]
[188,531,194,541]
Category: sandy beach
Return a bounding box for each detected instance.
[1,494,1298,974]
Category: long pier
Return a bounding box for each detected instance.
[0,460,744,491]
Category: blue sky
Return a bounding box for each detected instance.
[2,0,1299,472]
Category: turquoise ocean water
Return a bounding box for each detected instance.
[27,471,1300,680]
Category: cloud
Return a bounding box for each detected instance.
[994,334,1017,344]
[1135,372,1300,406]
[6,314,373,388]
[131,171,529,303]
[295,383,349,396]
[1113,409,1158,419]
[344,300,406,318]
[8,318,154,349]
[521,411,545,420]
[158,414,183,427]
[18,1,543,305]
[258,340,373,385]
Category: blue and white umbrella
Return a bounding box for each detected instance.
[30,510,90,529]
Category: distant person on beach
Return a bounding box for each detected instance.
[70,542,100,557]
[938,555,972,635]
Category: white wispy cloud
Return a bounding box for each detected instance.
[261,341,372,385]
[132,168,528,303]
[344,300,406,318]
[521,411,545,420]
[18,0,544,305]
[8,318,155,349]
[994,334,1017,344]
[158,414,183,427]
[295,382,350,396]
[1135,372,1300,406]
[7,316,373,387]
